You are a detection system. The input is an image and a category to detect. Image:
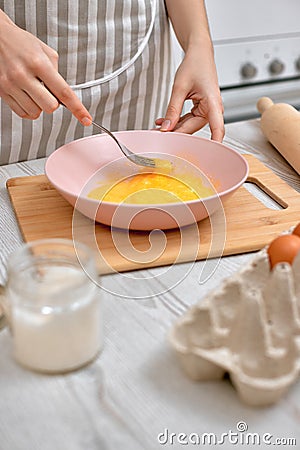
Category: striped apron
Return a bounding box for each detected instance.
[0,0,172,164]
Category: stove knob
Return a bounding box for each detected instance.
[240,63,257,79]
[295,57,300,71]
[269,59,285,75]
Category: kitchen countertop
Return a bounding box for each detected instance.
[0,119,299,450]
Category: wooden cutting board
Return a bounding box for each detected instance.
[6,155,300,275]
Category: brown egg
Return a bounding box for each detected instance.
[292,222,300,238]
[267,234,300,269]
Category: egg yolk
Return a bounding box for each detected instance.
[87,172,215,204]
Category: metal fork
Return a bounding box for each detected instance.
[56,96,168,169]
[92,122,172,170]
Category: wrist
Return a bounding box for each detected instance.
[183,32,214,54]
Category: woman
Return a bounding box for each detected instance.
[0,0,224,165]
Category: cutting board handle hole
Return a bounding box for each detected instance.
[244,181,285,210]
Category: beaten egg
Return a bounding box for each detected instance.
[87,172,215,204]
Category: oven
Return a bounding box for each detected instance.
[205,0,300,122]
[171,1,300,123]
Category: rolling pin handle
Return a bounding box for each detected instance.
[257,97,274,114]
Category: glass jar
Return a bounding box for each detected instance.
[4,239,102,373]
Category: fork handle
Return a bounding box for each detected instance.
[91,122,133,157]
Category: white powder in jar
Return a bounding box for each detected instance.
[9,266,102,373]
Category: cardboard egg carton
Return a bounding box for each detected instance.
[169,248,300,407]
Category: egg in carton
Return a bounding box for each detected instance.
[169,246,300,407]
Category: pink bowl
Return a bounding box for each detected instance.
[45,130,248,230]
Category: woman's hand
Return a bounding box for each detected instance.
[156,43,224,142]
[0,10,91,125]
[160,0,224,142]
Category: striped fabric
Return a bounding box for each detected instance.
[0,0,172,164]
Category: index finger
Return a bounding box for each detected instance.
[161,85,187,131]
[39,70,92,126]
[208,107,225,142]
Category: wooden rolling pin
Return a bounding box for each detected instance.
[257,97,300,175]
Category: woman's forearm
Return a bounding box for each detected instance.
[165,0,213,52]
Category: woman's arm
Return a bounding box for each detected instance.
[158,0,224,141]
[165,0,212,51]
[0,9,91,125]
